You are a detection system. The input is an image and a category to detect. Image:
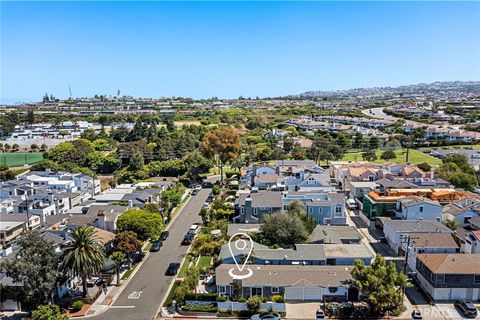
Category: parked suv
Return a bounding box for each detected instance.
[188,223,201,235]
[454,301,478,318]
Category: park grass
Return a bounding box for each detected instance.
[0,152,44,167]
[340,149,442,165]
[196,256,212,270]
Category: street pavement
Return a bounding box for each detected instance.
[86,188,211,320]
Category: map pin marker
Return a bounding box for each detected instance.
[228,232,254,279]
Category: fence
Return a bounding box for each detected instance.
[217,301,286,312]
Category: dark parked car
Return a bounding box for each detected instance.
[454,301,478,318]
[181,233,194,245]
[150,240,163,252]
[191,189,199,196]
[165,262,180,276]
[251,312,281,320]
[159,231,169,241]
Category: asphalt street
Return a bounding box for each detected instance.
[88,188,210,320]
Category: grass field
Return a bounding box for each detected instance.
[339,149,442,165]
[0,152,44,167]
[178,256,192,277]
[196,256,213,270]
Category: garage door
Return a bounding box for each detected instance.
[285,287,323,301]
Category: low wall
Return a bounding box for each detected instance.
[217,301,286,312]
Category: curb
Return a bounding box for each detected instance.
[75,194,195,319]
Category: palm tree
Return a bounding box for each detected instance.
[110,251,126,286]
[60,226,105,297]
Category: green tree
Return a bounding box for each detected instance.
[287,200,316,234]
[114,231,142,268]
[362,150,377,162]
[380,150,396,161]
[143,203,160,214]
[30,144,39,152]
[201,128,240,182]
[129,151,145,171]
[0,231,57,309]
[260,213,309,247]
[12,143,19,152]
[351,255,410,316]
[27,304,68,320]
[444,219,459,231]
[368,136,380,150]
[417,162,431,172]
[117,209,163,241]
[60,226,105,297]
[110,251,126,286]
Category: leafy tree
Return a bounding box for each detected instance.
[146,159,186,177]
[201,128,240,182]
[12,143,19,152]
[40,143,48,152]
[128,151,145,171]
[114,231,142,268]
[444,219,459,231]
[351,255,410,316]
[143,203,160,214]
[27,110,35,126]
[117,209,163,241]
[337,133,352,151]
[259,213,309,247]
[439,155,478,191]
[287,200,316,234]
[291,144,306,160]
[30,144,39,151]
[47,139,93,166]
[29,160,61,172]
[417,162,431,172]
[368,136,380,150]
[92,138,116,151]
[60,226,105,297]
[0,231,57,309]
[110,251,126,286]
[4,143,11,151]
[448,172,478,192]
[27,304,68,320]
[362,150,377,162]
[182,152,213,181]
[380,150,396,161]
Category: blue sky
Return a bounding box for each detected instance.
[1,1,479,103]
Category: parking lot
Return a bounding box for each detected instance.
[424,148,480,167]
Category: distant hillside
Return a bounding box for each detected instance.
[297,81,480,98]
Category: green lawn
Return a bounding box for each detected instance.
[0,152,44,167]
[339,149,442,165]
[196,256,213,270]
[121,263,138,280]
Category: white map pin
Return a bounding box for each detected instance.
[228,232,254,279]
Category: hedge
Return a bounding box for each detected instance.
[185,292,218,301]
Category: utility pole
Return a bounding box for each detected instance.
[25,198,32,231]
[401,234,419,293]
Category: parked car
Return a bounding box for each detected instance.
[191,189,199,196]
[150,240,163,252]
[454,301,478,318]
[251,312,281,320]
[411,309,423,319]
[188,223,201,235]
[181,233,194,245]
[165,262,180,276]
[316,309,325,320]
[159,231,169,241]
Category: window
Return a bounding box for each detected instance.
[308,207,313,214]
[251,287,263,296]
[218,286,226,294]
[419,206,423,213]
[334,206,343,217]
[474,275,480,284]
[318,207,323,213]
[271,287,279,294]
[436,275,445,284]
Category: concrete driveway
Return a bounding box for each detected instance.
[285,302,319,319]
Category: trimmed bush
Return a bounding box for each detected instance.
[71,300,84,312]
[184,292,218,301]
[271,295,285,303]
[181,304,217,312]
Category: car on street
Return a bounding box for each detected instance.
[165,262,180,276]
[251,312,281,320]
[191,189,199,196]
[150,240,163,252]
[316,309,325,320]
[181,233,194,245]
[188,223,201,235]
[159,231,169,241]
[454,301,478,318]
[411,309,423,319]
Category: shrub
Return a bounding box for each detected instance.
[246,296,263,313]
[184,292,218,301]
[71,299,84,312]
[271,295,284,303]
[180,304,217,312]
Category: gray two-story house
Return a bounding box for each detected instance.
[416,253,480,301]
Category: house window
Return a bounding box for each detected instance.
[308,207,313,214]
[218,286,226,294]
[251,287,263,296]
[271,287,279,294]
[334,206,343,217]
[474,275,480,284]
[464,216,473,224]
[318,208,323,213]
[436,275,445,284]
[419,206,423,213]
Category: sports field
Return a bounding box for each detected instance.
[0,153,44,167]
[340,148,442,165]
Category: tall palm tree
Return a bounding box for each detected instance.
[60,226,105,297]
